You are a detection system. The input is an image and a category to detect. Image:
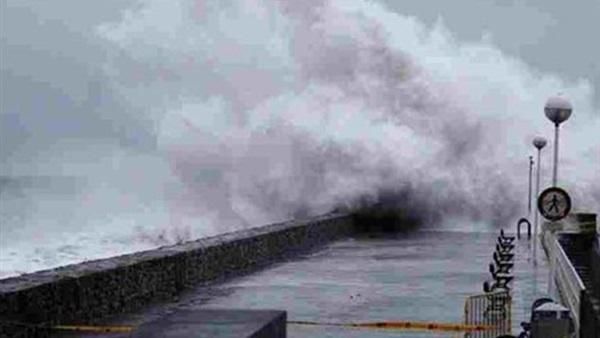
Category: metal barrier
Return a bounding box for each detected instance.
[464,290,512,338]
[543,231,586,337]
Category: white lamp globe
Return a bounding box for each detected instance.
[544,95,572,125]
[532,136,547,150]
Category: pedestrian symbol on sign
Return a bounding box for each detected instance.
[537,187,571,221]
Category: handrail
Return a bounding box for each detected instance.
[543,231,586,336]
[555,236,586,290]
[517,218,531,239]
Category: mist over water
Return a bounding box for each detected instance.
[1,0,598,278]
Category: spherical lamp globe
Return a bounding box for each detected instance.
[532,136,547,150]
[544,95,572,125]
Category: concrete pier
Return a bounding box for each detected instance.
[3,212,593,337]
[59,230,552,338]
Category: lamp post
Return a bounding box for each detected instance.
[532,136,547,264]
[528,156,534,216]
[544,95,573,187]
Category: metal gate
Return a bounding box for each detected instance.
[463,290,512,338]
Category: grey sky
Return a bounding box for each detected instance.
[380,0,600,99]
[0,0,152,166]
[1,0,599,169]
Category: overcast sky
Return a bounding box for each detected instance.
[381,0,599,94]
[1,0,599,170]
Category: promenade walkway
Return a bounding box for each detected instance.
[61,230,551,338]
[510,236,551,334]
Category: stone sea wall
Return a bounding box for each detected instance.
[0,213,353,333]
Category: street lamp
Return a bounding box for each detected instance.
[544,95,572,187]
[532,136,547,264]
[528,156,534,217]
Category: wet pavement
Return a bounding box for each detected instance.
[61,230,550,338]
[509,237,551,333]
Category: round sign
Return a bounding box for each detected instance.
[537,187,571,221]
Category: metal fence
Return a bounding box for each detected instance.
[463,290,512,338]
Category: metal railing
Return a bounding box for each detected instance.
[464,290,512,338]
[543,231,586,337]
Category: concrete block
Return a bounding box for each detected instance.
[132,309,286,338]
